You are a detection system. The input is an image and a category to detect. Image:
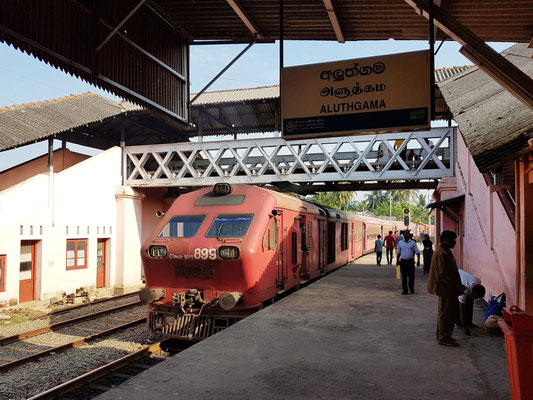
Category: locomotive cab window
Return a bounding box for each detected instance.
[158,215,205,238]
[206,214,254,238]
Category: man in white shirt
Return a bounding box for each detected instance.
[396,229,420,295]
[457,269,486,335]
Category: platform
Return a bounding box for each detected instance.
[97,254,510,400]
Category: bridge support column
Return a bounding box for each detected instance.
[516,153,533,313]
[114,186,145,294]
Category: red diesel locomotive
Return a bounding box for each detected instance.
[140,183,417,341]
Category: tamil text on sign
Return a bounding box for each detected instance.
[281,50,431,139]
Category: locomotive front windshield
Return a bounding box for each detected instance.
[206,214,254,238]
[158,215,205,238]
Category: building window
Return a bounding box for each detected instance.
[0,255,5,292]
[66,239,88,270]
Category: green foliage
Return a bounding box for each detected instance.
[308,191,354,210]
[309,189,431,224]
[360,190,430,223]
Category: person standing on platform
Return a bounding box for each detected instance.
[457,269,486,335]
[374,235,384,266]
[396,229,420,295]
[395,230,404,264]
[422,233,434,274]
[427,230,465,347]
[384,231,396,266]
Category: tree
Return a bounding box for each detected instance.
[309,191,354,210]
[353,189,430,223]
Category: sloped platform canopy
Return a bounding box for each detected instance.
[0,1,531,124]
[0,93,189,152]
[439,43,533,172]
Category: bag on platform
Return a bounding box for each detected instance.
[396,265,401,280]
[484,293,506,320]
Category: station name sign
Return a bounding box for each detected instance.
[281,50,430,139]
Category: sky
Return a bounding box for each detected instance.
[0,39,513,174]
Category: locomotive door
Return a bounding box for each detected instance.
[19,241,36,303]
[287,219,301,285]
[274,214,285,288]
[96,239,107,288]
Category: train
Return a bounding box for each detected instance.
[139,183,429,340]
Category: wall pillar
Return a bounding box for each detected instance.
[115,186,145,294]
[517,152,533,312]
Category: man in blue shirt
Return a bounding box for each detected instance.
[374,234,384,266]
[396,229,420,295]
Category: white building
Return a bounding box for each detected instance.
[0,93,185,305]
[0,147,148,305]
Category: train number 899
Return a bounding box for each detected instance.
[194,248,217,260]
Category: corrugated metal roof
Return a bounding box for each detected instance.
[434,66,473,82]
[0,93,142,152]
[161,0,533,43]
[191,68,473,106]
[191,85,279,105]
[438,43,533,172]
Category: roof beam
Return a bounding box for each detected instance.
[225,0,264,39]
[404,0,533,111]
[144,0,193,41]
[95,0,146,53]
[322,0,345,43]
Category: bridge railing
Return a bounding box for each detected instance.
[124,127,456,188]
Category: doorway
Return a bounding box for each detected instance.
[19,241,37,303]
[96,239,108,288]
[0,255,5,292]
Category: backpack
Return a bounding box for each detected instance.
[484,293,506,320]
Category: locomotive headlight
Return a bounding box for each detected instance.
[219,246,239,260]
[149,245,168,258]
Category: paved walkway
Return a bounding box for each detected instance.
[98,254,510,400]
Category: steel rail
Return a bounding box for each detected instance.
[0,318,146,372]
[27,340,166,400]
[31,291,140,320]
[0,301,142,345]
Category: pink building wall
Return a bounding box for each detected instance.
[436,131,517,304]
[0,149,89,192]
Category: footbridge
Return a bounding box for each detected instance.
[124,127,456,194]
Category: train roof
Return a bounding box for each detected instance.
[192,184,324,216]
[259,186,324,215]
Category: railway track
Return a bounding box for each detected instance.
[30,291,140,321]
[0,298,157,400]
[0,302,146,373]
[28,340,173,400]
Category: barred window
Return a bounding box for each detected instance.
[66,239,88,270]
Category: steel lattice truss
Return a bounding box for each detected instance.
[124,127,456,193]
